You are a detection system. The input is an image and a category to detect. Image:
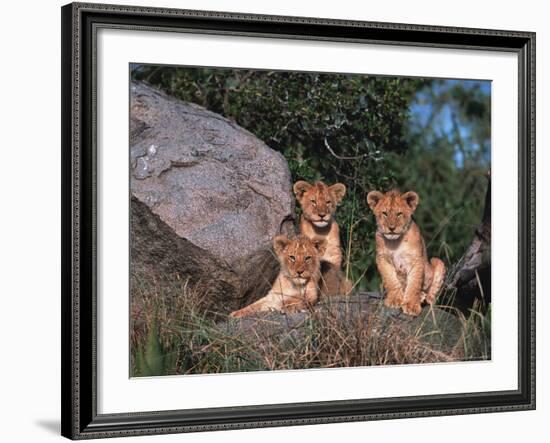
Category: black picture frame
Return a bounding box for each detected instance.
[61,2,536,439]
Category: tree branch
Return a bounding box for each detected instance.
[323,138,370,161]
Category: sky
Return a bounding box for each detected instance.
[409,79,491,167]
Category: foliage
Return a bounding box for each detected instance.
[134,316,177,377]
[397,80,491,264]
[131,66,490,291]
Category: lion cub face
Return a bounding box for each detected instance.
[293,181,346,228]
[273,234,327,285]
[367,189,419,240]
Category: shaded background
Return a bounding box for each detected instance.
[132,65,490,292]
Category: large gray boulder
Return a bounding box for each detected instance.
[130,196,241,314]
[129,82,295,313]
[130,81,294,266]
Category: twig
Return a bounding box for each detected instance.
[324,138,370,161]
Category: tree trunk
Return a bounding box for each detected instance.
[446,171,491,311]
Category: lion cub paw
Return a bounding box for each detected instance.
[423,292,436,306]
[384,289,405,309]
[402,301,422,317]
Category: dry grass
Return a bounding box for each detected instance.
[130,275,490,377]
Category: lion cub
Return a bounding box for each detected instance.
[229,234,327,318]
[367,189,446,316]
[293,180,352,297]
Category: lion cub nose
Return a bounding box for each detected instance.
[297,269,304,275]
[318,212,326,218]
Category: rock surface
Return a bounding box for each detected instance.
[130,81,294,266]
[130,196,242,313]
[222,293,464,354]
[129,82,296,312]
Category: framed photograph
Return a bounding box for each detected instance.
[61,2,536,439]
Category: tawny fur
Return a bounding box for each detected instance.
[229,235,327,318]
[293,180,353,297]
[367,189,446,316]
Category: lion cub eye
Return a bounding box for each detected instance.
[397,212,403,218]
[382,211,388,218]
[305,256,312,262]
[310,200,317,206]
[289,255,296,262]
[326,200,332,205]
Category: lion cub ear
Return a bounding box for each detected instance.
[402,191,419,212]
[273,235,290,256]
[367,191,383,210]
[312,238,327,257]
[329,183,346,204]
[293,181,312,200]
